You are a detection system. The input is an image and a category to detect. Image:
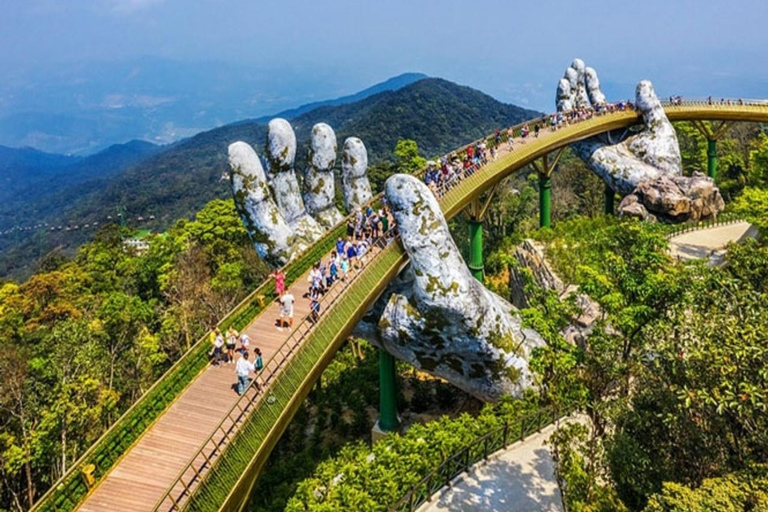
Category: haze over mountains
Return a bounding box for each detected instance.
[0,75,539,279]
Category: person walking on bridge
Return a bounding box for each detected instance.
[235,351,254,395]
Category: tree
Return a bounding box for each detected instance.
[394,139,426,174]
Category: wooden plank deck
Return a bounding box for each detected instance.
[76,254,334,512]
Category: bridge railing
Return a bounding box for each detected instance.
[152,227,408,511]
[664,212,745,240]
[388,406,570,512]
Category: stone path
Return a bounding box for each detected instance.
[669,220,757,263]
[418,422,564,512]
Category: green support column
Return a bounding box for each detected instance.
[467,219,484,283]
[539,176,552,228]
[378,351,399,432]
[604,185,615,215]
[707,138,718,180]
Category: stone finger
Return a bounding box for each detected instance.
[228,141,293,267]
[303,123,343,229]
[341,137,373,211]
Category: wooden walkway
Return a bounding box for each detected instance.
[77,258,324,512]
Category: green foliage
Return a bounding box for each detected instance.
[393,139,427,174]
[733,187,768,234]
[643,466,768,512]
[284,396,541,512]
[0,197,266,511]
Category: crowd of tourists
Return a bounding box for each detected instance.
[421,100,638,196]
[209,325,264,395]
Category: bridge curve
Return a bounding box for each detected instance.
[31,100,768,512]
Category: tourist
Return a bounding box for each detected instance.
[346,239,357,267]
[346,219,355,239]
[211,329,224,366]
[310,286,321,323]
[239,333,251,357]
[254,347,263,373]
[226,326,238,364]
[278,292,295,331]
[356,240,368,269]
[235,351,254,396]
[271,269,285,298]
[329,257,339,285]
[340,254,350,280]
[336,237,345,257]
[308,263,322,295]
[534,123,540,138]
[380,209,390,234]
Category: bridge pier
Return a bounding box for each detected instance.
[468,219,484,282]
[604,185,615,215]
[531,148,565,229]
[373,350,400,441]
[707,139,718,180]
[464,185,498,283]
[692,120,733,181]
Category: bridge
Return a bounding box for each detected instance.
[30,100,768,512]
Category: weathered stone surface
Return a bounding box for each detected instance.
[509,239,564,310]
[342,137,373,211]
[265,119,325,243]
[508,239,602,350]
[376,174,545,402]
[229,120,373,267]
[558,60,725,222]
[228,141,295,266]
[619,172,725,222]
[303,123,344,229]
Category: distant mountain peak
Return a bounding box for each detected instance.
[254,72,429,123]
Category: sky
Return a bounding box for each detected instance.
[2,0,768,151]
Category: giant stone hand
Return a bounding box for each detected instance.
[558,58,724,222]
[374,174,544,402]
[229,119,371,267]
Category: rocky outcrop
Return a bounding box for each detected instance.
[558,59,724,222]
[375,174,545,402]
[618,172,726,223]
[508,239,601,349]
[229,120,372,267]
[509,239,564,309]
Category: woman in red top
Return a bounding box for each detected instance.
[272,269,286,297]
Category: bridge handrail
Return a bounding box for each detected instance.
[387,405,571,512]
[664,213,745,240]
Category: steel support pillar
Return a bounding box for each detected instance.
[604,185,615,215]
[378,350,399,432]
[539,176,552,228]
[707,138,718,180]
[468,219,484,283]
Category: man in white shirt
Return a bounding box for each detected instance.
[235,352,255,395]
[278,292,295,331]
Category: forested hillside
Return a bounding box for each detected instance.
[0,78,538,279]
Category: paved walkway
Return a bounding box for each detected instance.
[669,220,757,263]
[419,422,564,512]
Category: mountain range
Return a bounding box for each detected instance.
[0,76,540,279]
